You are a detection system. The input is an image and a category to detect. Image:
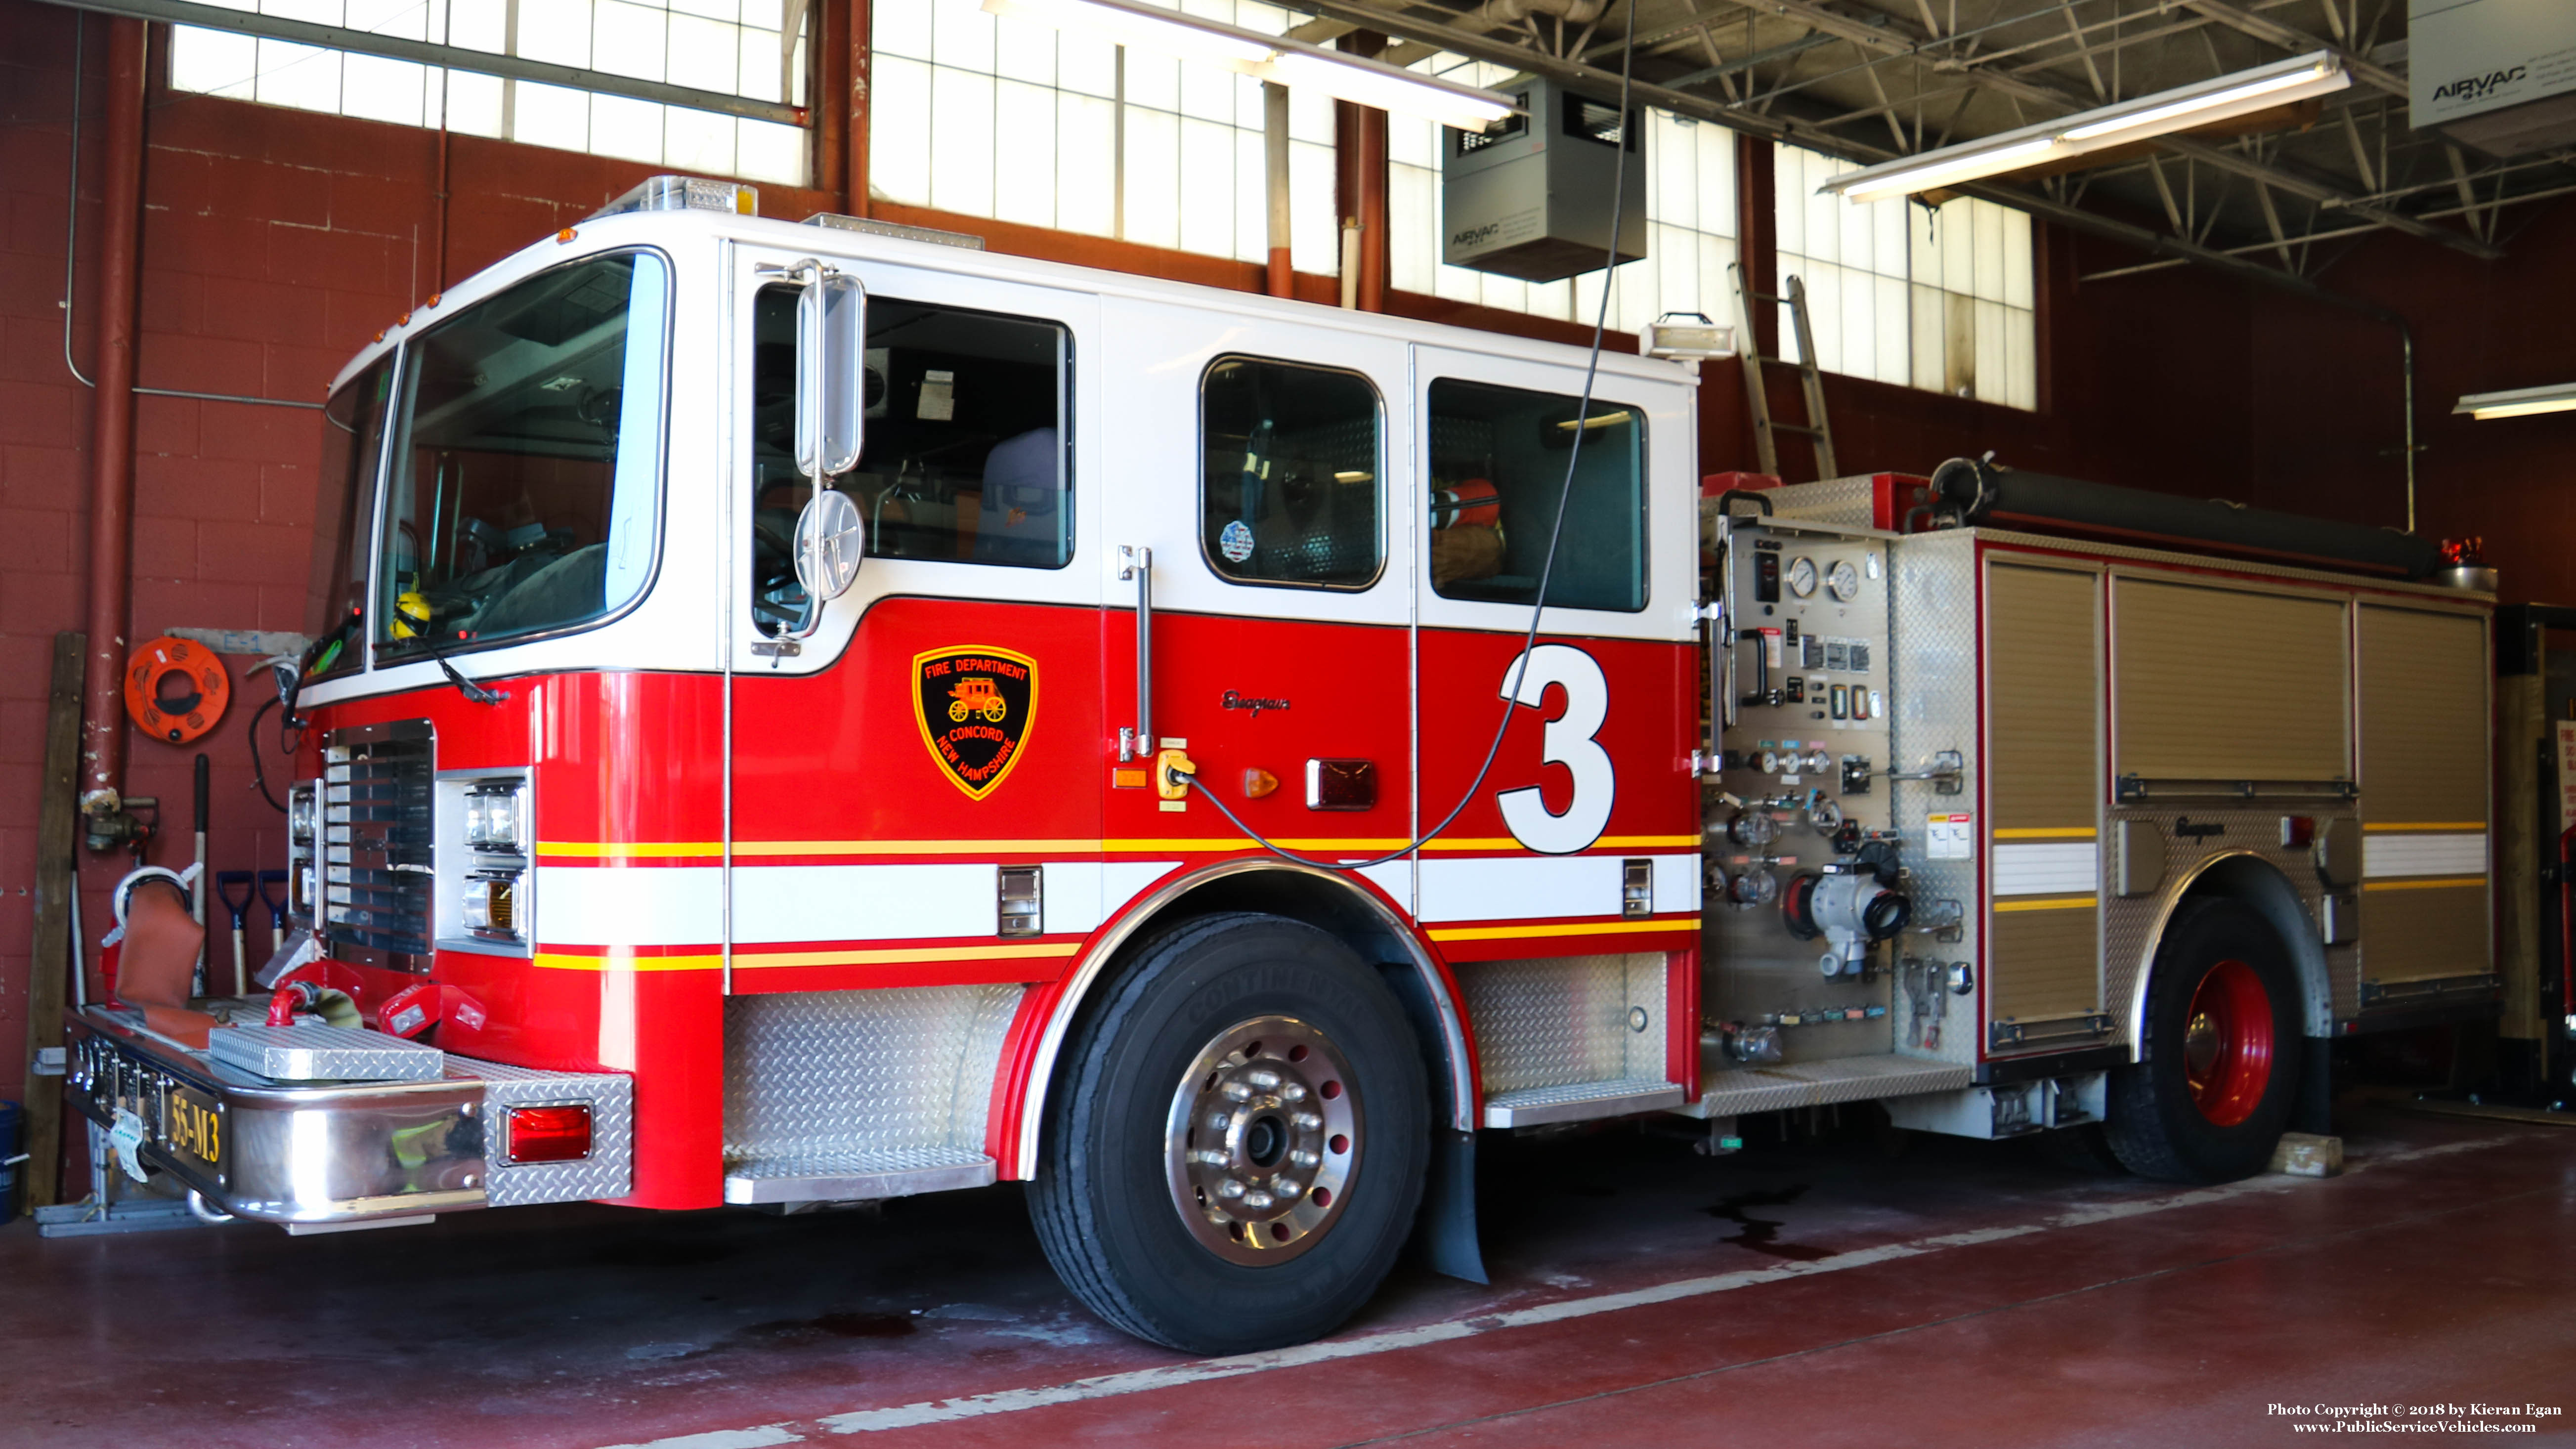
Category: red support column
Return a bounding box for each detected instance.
[816,0,850,213]
[78,16,148,817]
[849,0,872,216]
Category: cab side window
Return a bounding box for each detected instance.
[752,289,1071,633]
[1426,377,1646,612]
[1201,357,1381,590]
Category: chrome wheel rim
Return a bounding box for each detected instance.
[1164,1016,1361,1265]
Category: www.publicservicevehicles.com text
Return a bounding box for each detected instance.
[2272,1404,2562,1433]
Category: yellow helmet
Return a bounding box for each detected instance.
[392,590,432,640]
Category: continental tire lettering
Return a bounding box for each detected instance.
[1496,644,1614,855]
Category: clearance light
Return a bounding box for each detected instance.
[1824,51,2348,204]
[2454,383,2576,421]
[589,175,760,222]
[978,0,1514,129]
[503,1104,594,1165]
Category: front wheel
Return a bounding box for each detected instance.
[1029,912,1429,1354]
[2105,896,2306,1183]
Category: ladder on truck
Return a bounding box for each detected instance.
[1728,262,1839,481]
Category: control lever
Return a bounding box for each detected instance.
[1847,750,1965,796]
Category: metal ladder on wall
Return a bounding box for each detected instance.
[1728,262,1839,482]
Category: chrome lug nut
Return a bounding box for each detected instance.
[1243,1068,1281,1089]
[1222,1081,1255,1102]
[1217,1179,1246,1199]
[1289,1149,1321,1168]
[1242,1191,1275,1210]
[1291,1111,1323,1130]
[1190,1149,1229,1166]
[1272,1179,1302,1199]
[1279,1083,1308,1102]
[1207,1111,1233,1131]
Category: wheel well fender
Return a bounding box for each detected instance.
[1013,860,1475,1176]
[2122,849,2331,1058]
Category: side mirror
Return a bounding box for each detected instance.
[791,265,866,625]
[796,268,865,480]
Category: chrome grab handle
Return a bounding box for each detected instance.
[1119,545,1154,762]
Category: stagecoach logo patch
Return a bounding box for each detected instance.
[913,646,1039,800]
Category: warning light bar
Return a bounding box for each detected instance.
[589,175,759,222]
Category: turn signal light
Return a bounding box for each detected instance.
[503,1104,594,1164]
[2280,815,2316,848]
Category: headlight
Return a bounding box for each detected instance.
[464,781,526,853]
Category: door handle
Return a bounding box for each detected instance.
[1119,545,1153,762]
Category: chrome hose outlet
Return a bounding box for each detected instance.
[186,1189,236,1225]
[1165,1015,1361,1266]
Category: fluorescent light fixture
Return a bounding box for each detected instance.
[1257,48,1513,130]
[981,0,1274,68]
[2454,382,2576,421]
[978,0,1514,129]
[1824,51,2349,204]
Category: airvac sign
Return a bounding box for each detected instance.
[2409,0,2576,127]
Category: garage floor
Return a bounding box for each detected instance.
[2,1101,2570,1448]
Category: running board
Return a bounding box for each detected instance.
[723,1149,996,1205]
[1484,1077,1685,1128]
[1670,1054,1974,1119]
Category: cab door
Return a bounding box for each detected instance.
[1407,343,1702,954]
[1093,299,1416,911]
[724,240,1104,992]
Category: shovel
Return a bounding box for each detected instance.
[216,870,256,997]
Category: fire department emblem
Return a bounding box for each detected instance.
[912,646,1038,800]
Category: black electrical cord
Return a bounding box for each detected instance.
[248,694,288,813]
[1180,18,1643,872]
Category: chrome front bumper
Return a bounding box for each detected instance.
[63,1011,633,1226]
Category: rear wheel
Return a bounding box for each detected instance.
[1030,912,1429,1354]
[2105,896,2305,1183]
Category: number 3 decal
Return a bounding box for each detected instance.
[1497,644,1614,855]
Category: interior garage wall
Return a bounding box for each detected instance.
[3,0,2574,1107]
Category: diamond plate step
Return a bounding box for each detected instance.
[1671,1053,1974,1119]
[1483,1076,1685,1128]
[722,1146,995,1205]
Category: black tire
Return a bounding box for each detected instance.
[1029,911,1430,1354]
[2105,896,2306,1184]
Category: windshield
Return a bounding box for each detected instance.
[304,356,394,681]
[376,250,670,658]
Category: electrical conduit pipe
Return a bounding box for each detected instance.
[78,17,147,824]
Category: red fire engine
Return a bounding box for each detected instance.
[63,174,2498,1356]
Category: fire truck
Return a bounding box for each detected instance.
[61,174,2499,1357]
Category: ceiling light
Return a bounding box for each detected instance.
[979,0,1514,130]
[1257,47,1514,130]
[1824,51,2349,204]
[2455,383,2576,421]
[981,0,1275,69]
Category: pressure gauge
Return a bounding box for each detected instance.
[1804,749,1833,772]
[1826,559,1862,601]
[1757,750,1782,774]
[1785,556,1819,597]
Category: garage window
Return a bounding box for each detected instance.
[1427,378,1645,612]
[1201,357,1382,590]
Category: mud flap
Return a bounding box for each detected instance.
[1414,1128,1486,1285]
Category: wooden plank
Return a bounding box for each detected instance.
[20,631,84,1212]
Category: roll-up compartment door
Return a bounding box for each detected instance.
[1984,562,2104,1036]
[2355,604,2490,987]
[2112,577,2350,787]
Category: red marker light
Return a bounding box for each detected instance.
[503,1105,593,1164]
[2280,815,2316,849]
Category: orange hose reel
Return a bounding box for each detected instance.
[124,636,230,745]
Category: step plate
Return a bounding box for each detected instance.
[723,1147,996,1205]
[1483,1077,1685,1128]
[1678,1053,1974,1119]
